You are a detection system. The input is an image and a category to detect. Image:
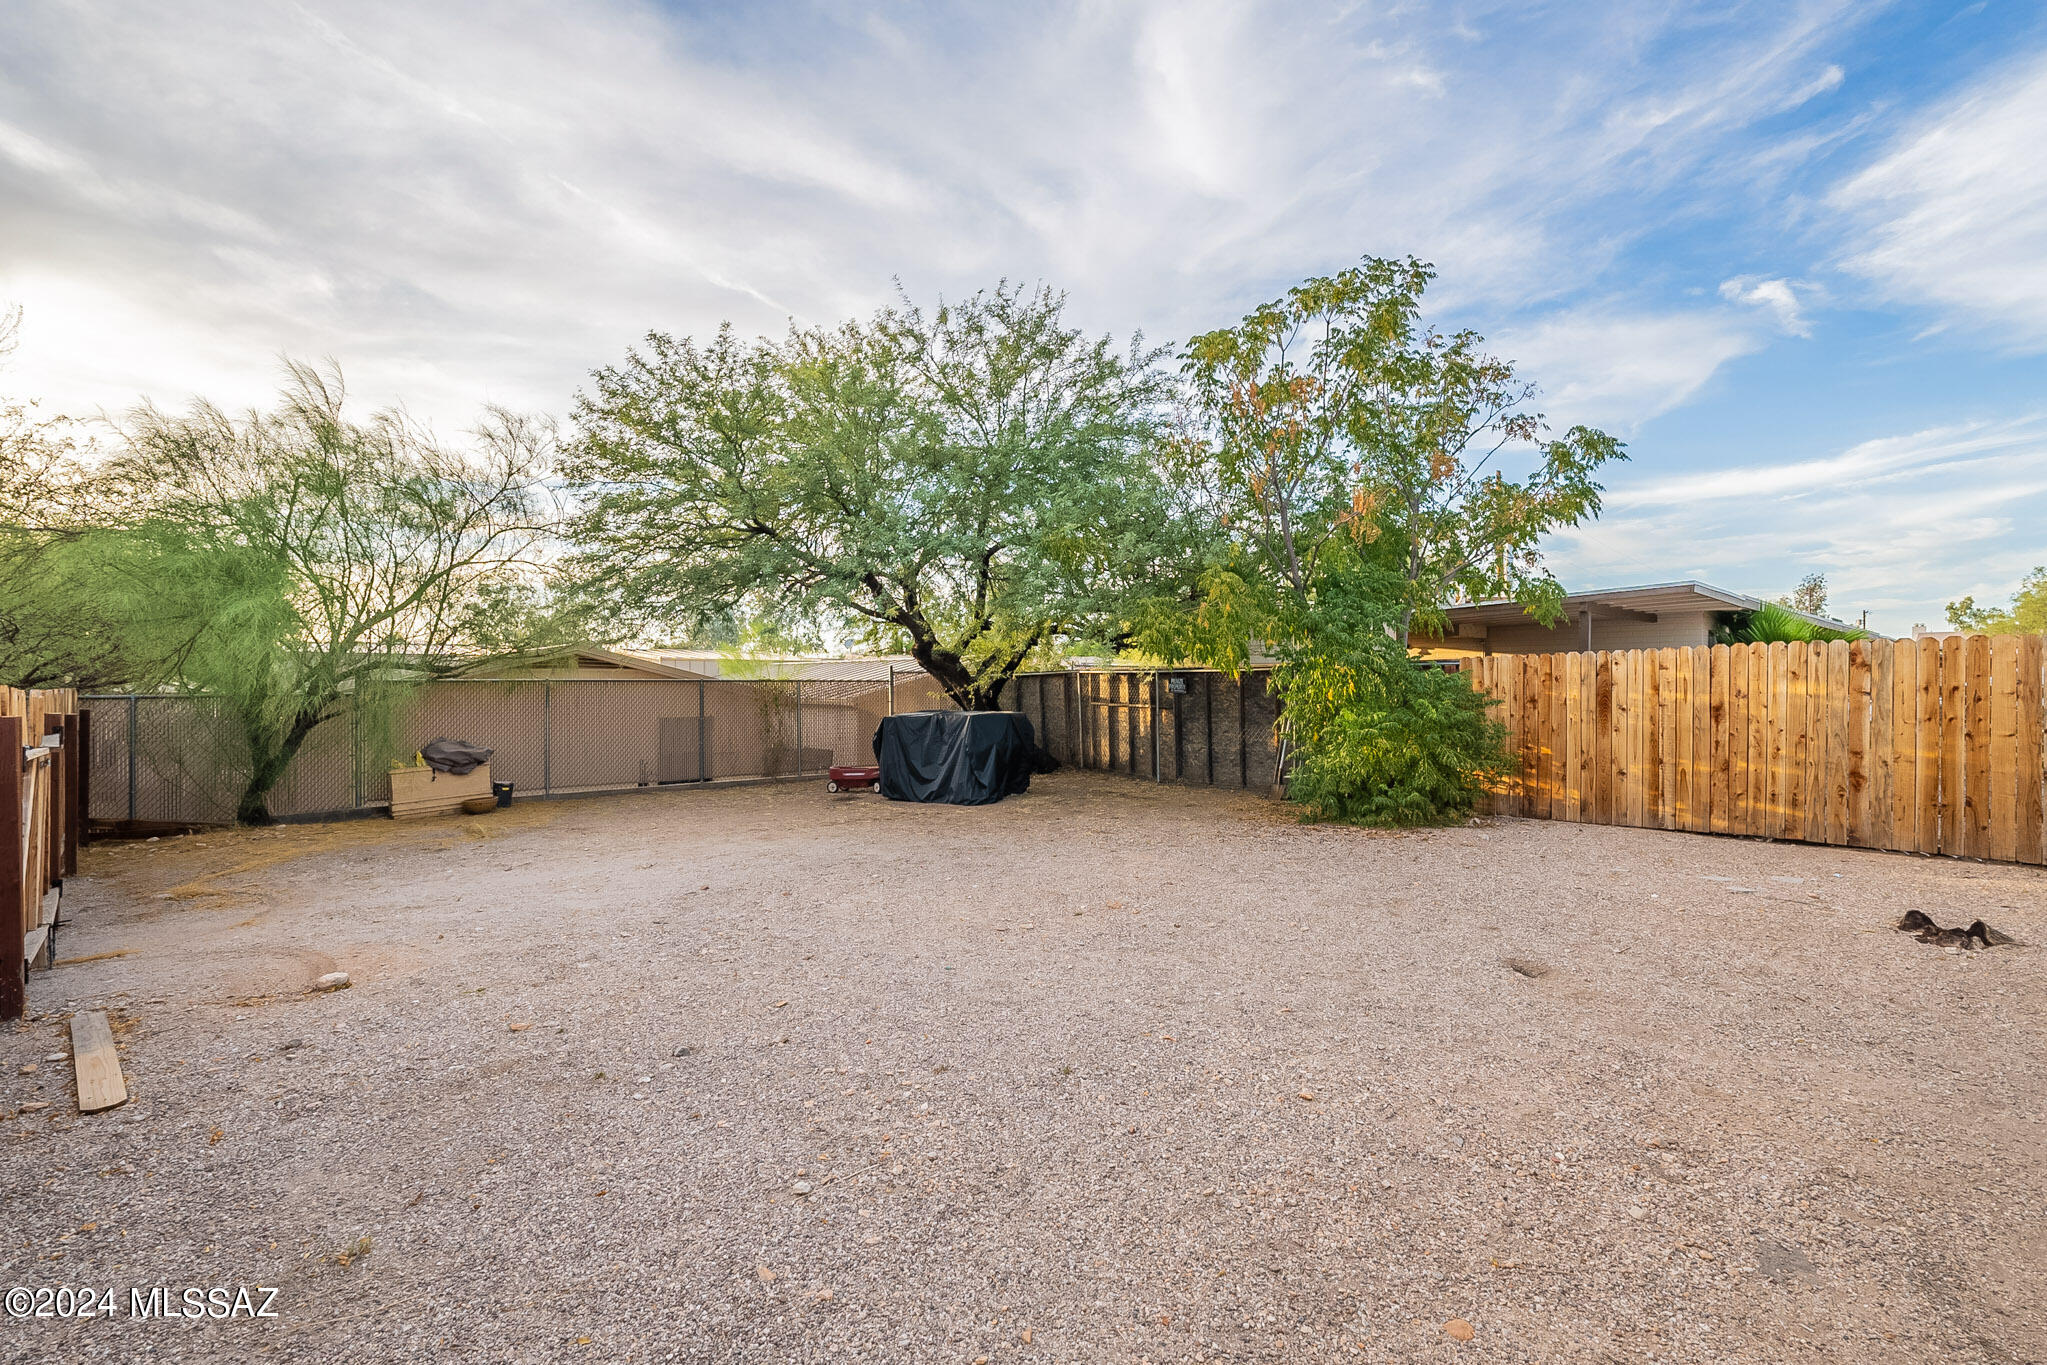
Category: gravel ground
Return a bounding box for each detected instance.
[3,771,2044,1364]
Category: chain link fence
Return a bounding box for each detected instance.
[79,665,1276,825]
[81,671,957,824]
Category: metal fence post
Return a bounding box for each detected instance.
[1151,672,1162,782]
[1239,671,1249,789]
[887,666,896,716]
[126,694,139,822]
[698,678,707,783]
[542,680,552,797]
[795,679,805,775]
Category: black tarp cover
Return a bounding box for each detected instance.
[872,710,1036,805]
[419,737,494,776]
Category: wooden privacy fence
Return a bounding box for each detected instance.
[1465,636,2047,865]
[5,686,86,1020]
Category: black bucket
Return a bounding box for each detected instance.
[492,781,515,809]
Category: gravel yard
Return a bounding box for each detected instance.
[4,771,2045,1364]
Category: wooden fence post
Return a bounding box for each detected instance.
[1,716,24,1022]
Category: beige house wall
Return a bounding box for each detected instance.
[1416,609,1719,658]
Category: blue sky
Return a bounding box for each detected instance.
[2,0,2044,634]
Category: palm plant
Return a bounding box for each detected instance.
[1716,601,1869,645]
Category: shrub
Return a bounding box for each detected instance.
[1275,644,1514,826]
[1265,557,1514,826]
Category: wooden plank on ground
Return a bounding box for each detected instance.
[1965,635,1993,857]
[1990,634,2020,864]
[1915,637,1941,854]
[2020,635,2045,865]
[70,1009,127,1113]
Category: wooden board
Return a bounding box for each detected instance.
[1966,635,1993,858]
[2021,635,2045,865]
[1672,647,1693,831]
[1593,653,1615,824]
[1939,637,1965,855]
[1727,645,1749,834]
[1914,636,1941,854]
[1809,642,1825,843]
[1847,640,1873,847]
[388,763,493,819]
[1887,639,1915,853]
[1869,640,1893,849]
[1768,642,1801,839]
[70,1010,127,1113]
[1450,634,2046,867]
[1989,634,2020,864]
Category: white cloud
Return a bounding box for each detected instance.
[1717,274,1815,336]
[1494,308,1768,431]
[1832,47,2047,347]
[0,0,1877,430]
[1553,416,2047,634]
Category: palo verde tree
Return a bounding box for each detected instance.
[567,283,1189,709]
[103,364,559,823]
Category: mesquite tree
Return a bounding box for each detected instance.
[566,284,1190,709]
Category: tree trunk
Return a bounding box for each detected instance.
[234,703,333,825]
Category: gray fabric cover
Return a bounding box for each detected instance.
[420,737,494,776]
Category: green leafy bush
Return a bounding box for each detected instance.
[1264,552,1515,826]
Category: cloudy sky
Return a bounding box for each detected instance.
[3,0,2044,634]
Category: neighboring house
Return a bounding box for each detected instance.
[634,651,921,681]
[1412,580,1866,658]
[469,646,710,681]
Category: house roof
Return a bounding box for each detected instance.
[476,646,711,680]
[1438,580,1856,632]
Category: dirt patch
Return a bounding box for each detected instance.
[5,773,2044,1363]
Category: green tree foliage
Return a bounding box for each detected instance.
[1176,256,1624,646]
[1778,572,1829,616]
[104,364,559,822]
[1719,601,1868,645]
[565,284,1192,710]
[1948,568,2047,634]
[1260,548,1513,825]
[1143,257,1619,824]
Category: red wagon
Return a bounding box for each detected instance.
[825,764,881,794]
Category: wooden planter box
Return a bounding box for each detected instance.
[389,763,492,819]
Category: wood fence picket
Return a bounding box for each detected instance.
[1466,635,2047,866]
